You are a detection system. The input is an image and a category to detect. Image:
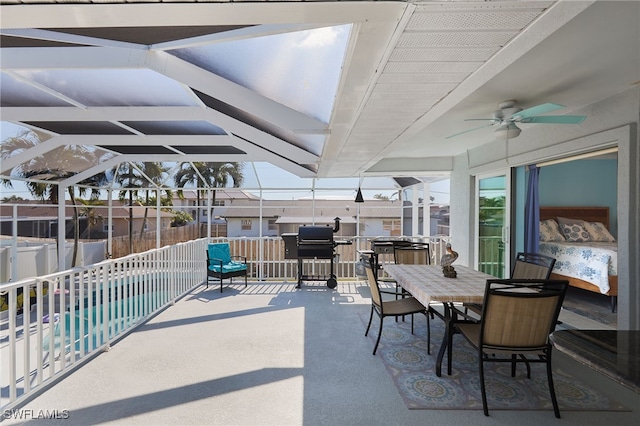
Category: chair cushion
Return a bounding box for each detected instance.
[208,261,247,274]
[208,243,232,264]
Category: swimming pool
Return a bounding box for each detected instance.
[43,291,167,355]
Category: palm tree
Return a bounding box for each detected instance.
[2,129,110,265]
[173,162,244,226]
[207,162,244,210]
[115,162,144,253]
[136,162,172,240]
[173,163,202,220]
[77,198,104,239]
[146,194,174,209]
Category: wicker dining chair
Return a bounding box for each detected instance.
[455,278,569,418]
[378,243,431,289]
[466,252,557,316]
[363,257,428,355]
[511,252,556,279]
[378,243,436,353]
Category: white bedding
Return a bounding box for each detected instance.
[538,241,617,294]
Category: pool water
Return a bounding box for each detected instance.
[42,292,165,354]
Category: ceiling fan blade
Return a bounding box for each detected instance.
[445,123,494,139]
[513,103,564,119]
[520,115,586,124]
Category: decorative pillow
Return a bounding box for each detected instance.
[539,219,566,242]
[583,221,616,242]
[557,217,591,242]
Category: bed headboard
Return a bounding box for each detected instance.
[539,206,610,230]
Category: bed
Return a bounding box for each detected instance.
[538,206,618,312]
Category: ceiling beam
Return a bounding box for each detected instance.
[147,51,327,132]
[367,157,453,175]
[45,128,319,164]
[1,47,328,132]
[152,23,325,51]
[0,3,405,28]
[0,28,143,49]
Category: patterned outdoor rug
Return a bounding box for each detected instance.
[360,313,627,411]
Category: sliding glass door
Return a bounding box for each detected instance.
[476,172,510,278]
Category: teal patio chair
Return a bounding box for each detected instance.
[206,243,248,292]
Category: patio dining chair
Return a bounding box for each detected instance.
[363,256,429,355]
[454,278,569,418]
[511,252,556,279]
[466,252,556,316]
[378,242,431,287]
[378,243,437,353]
[381,243,432,295]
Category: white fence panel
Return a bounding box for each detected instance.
[0,247,9,282]
[81,241,108,266]
[0,242,109,284]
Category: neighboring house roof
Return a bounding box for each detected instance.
[123,206,174,219]
[275,216,357,224]
[175,189,259,201]
[219,199,404,220]
[0,202,173,220]
[0,202,73,220]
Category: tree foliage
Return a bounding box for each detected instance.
[174,162,244,222]
[2,130,111,265]
[171,210,193,227]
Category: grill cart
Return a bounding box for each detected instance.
[283,217,351,289]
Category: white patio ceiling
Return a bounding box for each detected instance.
[1,1,638,188]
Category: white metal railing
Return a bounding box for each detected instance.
[0,238,207,412]
[208,235,449,281]
[0,234,449,411]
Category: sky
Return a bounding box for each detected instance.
[1,121,450,204]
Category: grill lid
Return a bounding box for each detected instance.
[298,226,334,241]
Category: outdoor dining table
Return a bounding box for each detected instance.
[383,264,495,377]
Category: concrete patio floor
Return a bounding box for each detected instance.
[3,280,638,426]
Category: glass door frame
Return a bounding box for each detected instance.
[474,169,511,278]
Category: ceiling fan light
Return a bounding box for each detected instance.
[495,122,522,139]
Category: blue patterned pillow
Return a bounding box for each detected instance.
[539,219,566,242]
[557,217,591,242]
[584,221,616,242]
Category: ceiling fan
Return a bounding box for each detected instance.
[446,100,587,140]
